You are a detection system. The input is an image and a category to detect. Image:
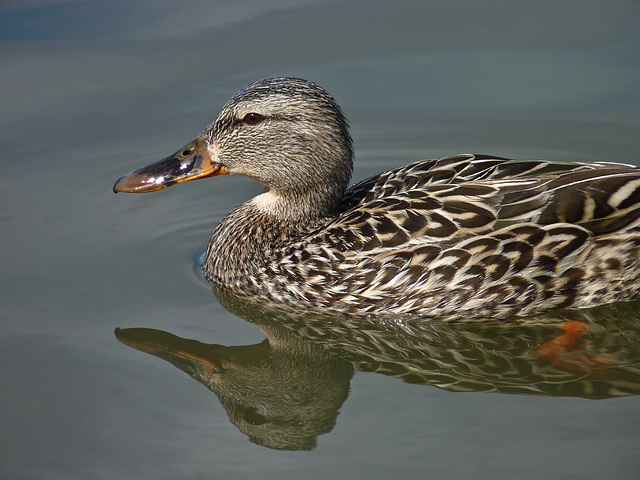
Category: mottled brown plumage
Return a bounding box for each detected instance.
[114,78,640,318]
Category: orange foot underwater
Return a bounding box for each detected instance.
[537,320,616,375]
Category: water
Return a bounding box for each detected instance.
[2,1,640,478]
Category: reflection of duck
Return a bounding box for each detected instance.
[115,77,640,317]
[116,296,640,450]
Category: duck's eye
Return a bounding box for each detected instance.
[180,148,193,157]
[243,112,263,125]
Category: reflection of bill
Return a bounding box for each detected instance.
[116,292,640,450]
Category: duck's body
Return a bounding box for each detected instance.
[114,78,640,319]
[204,154,640,318]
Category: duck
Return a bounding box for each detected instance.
[114,77,640,319]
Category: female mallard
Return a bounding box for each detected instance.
[114,77,640,319]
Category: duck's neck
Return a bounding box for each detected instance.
[251,186,344,220]
[202,190,335,291]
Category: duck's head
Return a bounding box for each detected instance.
[114,77,354,218]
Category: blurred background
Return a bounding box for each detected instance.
[2,1,639,479]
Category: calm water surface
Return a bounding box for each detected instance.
[2,1,640,479]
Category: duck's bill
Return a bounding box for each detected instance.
[113,136,226,193]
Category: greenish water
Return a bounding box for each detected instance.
[2,1,640,479]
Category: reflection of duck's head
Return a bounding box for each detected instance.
[114,77,353,220]
[214,339,352,451]
[115,326,353,451]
